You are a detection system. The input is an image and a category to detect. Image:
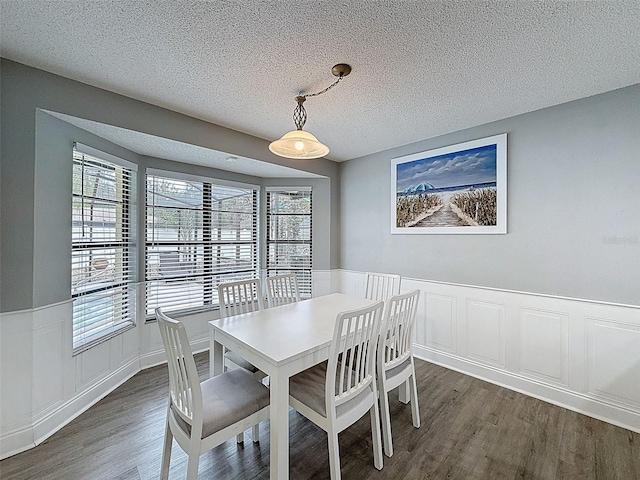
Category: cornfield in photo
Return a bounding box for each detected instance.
[450,188,497,226]
[396,194,443,227]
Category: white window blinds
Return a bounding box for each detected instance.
[72,144,137,354]
[146,173,258,317]
[266,188,312,298]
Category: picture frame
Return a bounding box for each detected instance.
[391,133,507,234]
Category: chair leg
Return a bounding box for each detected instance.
[252,422,260,442]
[399,379,410,404]
[185,452,200,480]
[327,431,341,480]
[160,419,172,480]
[236,432,245,443]
[410,372,420,428]
[379,388,394,457]
[370,401,384,470]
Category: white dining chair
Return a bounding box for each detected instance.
[266,273,301,308]
[218,278,266,377]
[218,278,265,318]
[364,272,401,301]
[218,278,268,442]
[156,308,270,480]
[377,290,421,457]
[289,301,385,480]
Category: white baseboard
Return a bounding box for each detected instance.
[414,345,640,434]
[0,310,210,461]
[0,424,35,460]
[32,357,141,447]
[1,357,140,459]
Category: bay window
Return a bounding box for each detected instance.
[146,172,258,317]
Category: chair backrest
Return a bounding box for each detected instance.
[156,308,203,430]
[266,273,301,308]
[218,278,265,318]
[378,290,420,373]
[364,272,401,301]
[327,301,384,416]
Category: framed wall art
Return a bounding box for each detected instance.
[391,133,507,234]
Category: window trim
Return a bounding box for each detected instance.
[71,143,138,355]
[266,187,313,298]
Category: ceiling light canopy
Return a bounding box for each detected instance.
[269,64,351,160]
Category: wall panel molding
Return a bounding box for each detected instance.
[587,317,640,410]
[518,307,569,386]
[425,293,457,353]
[466,298,505,367]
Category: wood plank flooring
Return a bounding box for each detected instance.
[1,352,638,479]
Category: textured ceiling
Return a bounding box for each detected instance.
[2,1,640,163]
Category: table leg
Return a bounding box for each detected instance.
[209,328,224,378]
[269,372,290,480]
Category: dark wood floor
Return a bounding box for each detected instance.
[1,352,639,480]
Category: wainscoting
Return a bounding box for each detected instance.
[0,272,335,459]
[1,269,638,460]
[338,270,640,434]
[0,296,211,459]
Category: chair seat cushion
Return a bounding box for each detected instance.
[174,369,269,439]
[225,350,260,373]
[290,361,374,419]
[385,357,412,380]
[290,361,329,416]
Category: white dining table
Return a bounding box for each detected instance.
[208,292,378,480]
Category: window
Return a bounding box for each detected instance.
[266,188,312,298]
[146,173,258,317]
[72,143,137,353]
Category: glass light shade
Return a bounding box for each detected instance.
[269,130,330,159]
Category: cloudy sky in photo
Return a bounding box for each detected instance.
[396,144,497,192]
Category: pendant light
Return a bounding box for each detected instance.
[269,64,351,159]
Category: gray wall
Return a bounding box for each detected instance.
[339,84,640,306]
[33,111,144,308]
[1,59,339,312]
